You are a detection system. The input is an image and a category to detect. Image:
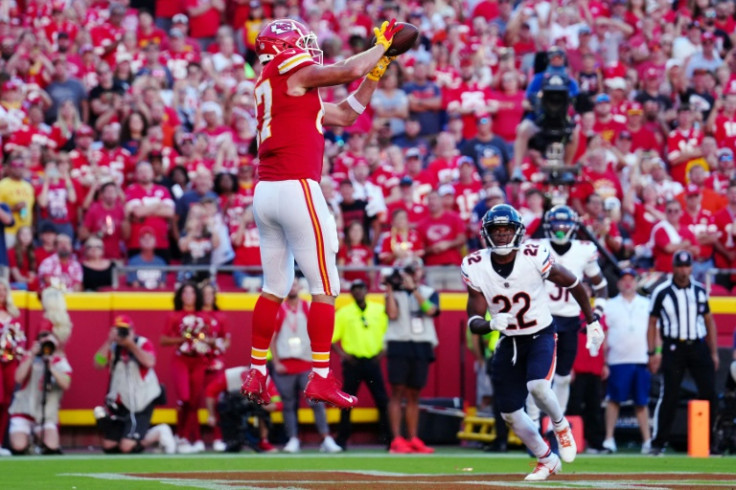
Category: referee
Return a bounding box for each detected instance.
[647,250,720,455]
[332,279,390,449]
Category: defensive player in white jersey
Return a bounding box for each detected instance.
[463,204,604,481]
[527,205,608,424]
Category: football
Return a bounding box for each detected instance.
[370,22,419,57]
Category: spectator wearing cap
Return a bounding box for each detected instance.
[592,93,626,144]
[44,57,88,123]
[647,250,719,455]
[712,179,736,291]
[624,103,660,153]
[650,199,700,274]
[601,268,652,454]
[684,67,717,120]
[332,279,390,449]
[78,181,126,261]
[125,161,175,261]
[385,177,429,229]
[679,183,719,283]
[38,233,83,292]
[686,32,723,79]
[402,61,443,137]
[370,64,408,138]
[705,149,735,195]
[635,67,674,112]
[666,105,705,185]
[417,190,466,290]
[89,3,127,65]
[185,0,225,50]
[127,226,168,289]
[0,158,34,248]
[459,113,511,184]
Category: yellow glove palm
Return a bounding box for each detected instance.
[367,56,396,82]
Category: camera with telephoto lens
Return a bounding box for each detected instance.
[116,326,129,338]
[39,332,57,358]
[381,265,415,291]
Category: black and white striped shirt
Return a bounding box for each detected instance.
[649,279,710,341]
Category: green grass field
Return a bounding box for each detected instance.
[2,449,735,489]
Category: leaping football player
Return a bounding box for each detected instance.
[241,18,401,409]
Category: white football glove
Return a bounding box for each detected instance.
[490,313,513,332]
[585,319,605,356]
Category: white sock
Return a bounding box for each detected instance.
[251,364,267,375]
[312,367,329,378]
[502,409,550,458]
[528,378,564,423]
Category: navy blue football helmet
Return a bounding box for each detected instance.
[481,204,526,255]
[544,205,579,245]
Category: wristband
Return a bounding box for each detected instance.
[420,299,434,313]
[94,352,108,367]
[564,277,580,289]
[346,94,366,115]
[467,315,485,330]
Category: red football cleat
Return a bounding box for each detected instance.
[408,436,434,454]
[240,369,271,404]
[304,371,358,409]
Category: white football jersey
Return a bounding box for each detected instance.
[535,239,601,317]
[461,242,555,337]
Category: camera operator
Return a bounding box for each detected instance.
[204,366,281,453]
[93,315,175,454]
[511,47,580,181]
[8,330,71,455]
[383,258,440,454]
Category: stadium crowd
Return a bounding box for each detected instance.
[0,0,735,294]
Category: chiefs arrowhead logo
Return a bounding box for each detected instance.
[270,22,294,35]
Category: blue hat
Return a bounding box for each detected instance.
[595,93,611,104]
[619,267,638,278]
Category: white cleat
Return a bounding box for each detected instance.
[282,437,301,454]
[320,436,343,453]
[554,420,577,463]
[212,439,227,452]
[525,452,561,481]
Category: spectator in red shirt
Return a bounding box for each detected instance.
[667,105,705,185]
[680,184,720,282]
[488,71,526,144]
[385,176,429,228]
[338,221,374,290]
[378,208,424,268]
[650,200,700,274]
[231,205,262,292]
[185,0,226,50]
[124,161,175,261]
[78,181,126,261]
[8,226,38,291]
[592,93,626,144]
[417,190,466,290]
[38,233,83,292]
[713,179,736,291]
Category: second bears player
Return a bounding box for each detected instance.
[463,204,604,481]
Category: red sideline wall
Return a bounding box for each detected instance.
[12,292,736,416]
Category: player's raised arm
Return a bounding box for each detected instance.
[287,20,402,95]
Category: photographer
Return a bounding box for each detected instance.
[93,315,175,454]
[383,258,440,454]
[204,366,281,453]
[511,47,580,181]
[8,331,71,455]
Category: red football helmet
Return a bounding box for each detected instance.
[255,19,322,65]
